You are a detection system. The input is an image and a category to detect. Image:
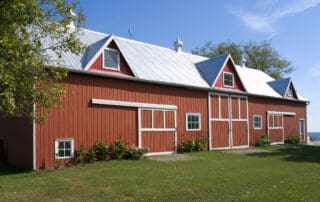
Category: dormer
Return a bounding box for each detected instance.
[84,35,135,77]
[268,78,298,99]
[196,54,246,92]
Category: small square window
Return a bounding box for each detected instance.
[253,116,262,129]
[55,139,74,159]
[186,113,201,131]
[223,72,234,87]
[287,86,293,97]
[103,48,120,70]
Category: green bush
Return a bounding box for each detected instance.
[284,136,300,144]
[77,144,86,164]
[123,147,148,160]
[108,140,128,160]
[86,147,97,163]
[93,141,108,161]
[178,136,208,153]
[255,135,270,147]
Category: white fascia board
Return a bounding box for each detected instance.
[91,98,177,110]
[267,111,296,116]
[84,35,115,70]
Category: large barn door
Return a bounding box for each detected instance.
[209,93,249,149]
[138,109,176,154]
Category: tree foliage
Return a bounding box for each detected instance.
[192,40,294,79]
[0,0,85,122]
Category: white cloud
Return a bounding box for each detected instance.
[229,0,320,34]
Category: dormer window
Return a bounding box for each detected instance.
[103,48,120,70]
[287,86,293,97]
[223,72,234,88]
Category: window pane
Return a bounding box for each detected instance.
[194,123,199,129]
[104,49,119,69]
[65,150,71,157]
[188,115,192,122]
[58,150,64,157]
[193,116,199,122]
[58,142,64,149]
[65,141,71,149]
[188,123,192,129]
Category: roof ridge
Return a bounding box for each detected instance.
[81,27,109,36]
[115,35,207,59]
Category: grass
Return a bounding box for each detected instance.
[1,145,320,201]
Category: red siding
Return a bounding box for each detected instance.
[232,122,248,146]
[165,111,175,128]
[141,131,175,152]
[214,60,245,92]
[248,96,307,145]
[212,121,229,148]
[221,96,229,119]
[89,41,135,77]
[36,73,208,169]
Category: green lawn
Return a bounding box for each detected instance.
[1,145,320,201]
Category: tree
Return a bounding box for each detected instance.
[0,0,85,122]
[192,40,294,79]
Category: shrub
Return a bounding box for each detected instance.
[77,144,86,164]
[284,136,300,144]
[123,147,148,160]
[178,136,208,153]
[86,147,97,163]
[108,140,128,160]
[255,135,270,147]
[93,141,108,161]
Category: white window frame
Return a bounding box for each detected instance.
[186,113,201,131]
[253,115,262,129]
[223,72,234,88]
[102,48,120,71]
[55,138,74,159]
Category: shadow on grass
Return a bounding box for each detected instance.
[247,145,320,163]
[0,164,31,176]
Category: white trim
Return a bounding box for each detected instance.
[151,109,154,128]
[185,113,201,131]
[138,108,142,148]
[84,35,115,70]
[208,93,212,150]
[267,111,296,116]
[145,151,175,156]
[299,119,305,140]
[270,142,283,145]
[228,96,232,148]
[223,72,234,88]
[246,96,250,146]
[54,138,74,159]
[141,128,176,132]
[174,110,177,152]
[210,118,229,121]
[253,115,262,129]
[32,103,36,170]
[92,98,177,110]
[102,48,120,71]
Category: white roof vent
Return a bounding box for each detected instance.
[173,37,183,53]
[67,9,76,28]
[241,53,247,68]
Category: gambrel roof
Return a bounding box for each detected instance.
[44,28,307,102]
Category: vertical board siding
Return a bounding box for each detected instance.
[141,131,175,152]
[212,121,229,148]
[211,94,219,118]
[232,122,248,146]
[269,129,283,143]
[165,111,175,128]
[231,97,239,119]
[220,96,229,119]
[36,73,208,169]
[153,111,164,128]
[141,110,152,128]
[240,98,247,119]
[248,97,307,145]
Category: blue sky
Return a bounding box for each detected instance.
[80,0,320,132]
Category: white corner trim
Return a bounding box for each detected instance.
[267,111,296,116]
[32,103,36,170]
[91,98,177,110]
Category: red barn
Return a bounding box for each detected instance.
[0,30,308,170]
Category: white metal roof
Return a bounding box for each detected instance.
[43,28,306,102]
